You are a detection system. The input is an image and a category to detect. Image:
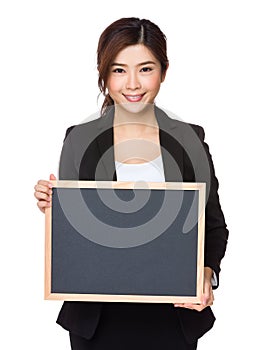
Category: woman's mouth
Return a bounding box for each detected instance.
[123,94,144,102]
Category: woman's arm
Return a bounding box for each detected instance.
[174,125,229,311]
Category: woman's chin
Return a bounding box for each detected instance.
[117,102,152,115]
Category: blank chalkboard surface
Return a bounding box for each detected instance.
[45,181,205,303]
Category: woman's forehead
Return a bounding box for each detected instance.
[112,44,159,65]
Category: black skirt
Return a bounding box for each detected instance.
[69,303,198,350]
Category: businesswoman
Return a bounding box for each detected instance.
[34,17,228,350]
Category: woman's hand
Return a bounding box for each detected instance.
[34,174,56,213]
[173,267,214,312]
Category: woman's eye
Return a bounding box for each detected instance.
[113,68,125,73]
[141,67,152,72]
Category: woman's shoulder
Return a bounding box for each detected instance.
[187,122,205,139]
[63,114,104,140]
[163,112,205,141]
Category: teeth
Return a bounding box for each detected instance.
[125,95,142,101]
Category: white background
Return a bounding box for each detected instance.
[1,0,266,348]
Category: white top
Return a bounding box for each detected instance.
[115,155,165,182]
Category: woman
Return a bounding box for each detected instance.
[34,17,228,350]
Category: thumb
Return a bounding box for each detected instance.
[49,173,57,181]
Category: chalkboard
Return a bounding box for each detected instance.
[45,181,205,303]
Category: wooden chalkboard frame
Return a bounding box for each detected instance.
[45,181,205,304]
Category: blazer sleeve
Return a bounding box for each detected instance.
[58,126,79,180]
[197,126,229,289]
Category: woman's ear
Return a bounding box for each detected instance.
[161,63,169,82]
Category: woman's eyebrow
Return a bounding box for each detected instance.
[111,61,156,67]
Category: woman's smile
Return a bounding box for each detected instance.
[123,94,145,102]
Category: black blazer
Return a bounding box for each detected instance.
[56,106,228,344]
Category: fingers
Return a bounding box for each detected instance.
[202,270,214,307]
[34,181,52,200]
[49,173,56,181]
[173,282,214,312]
[34,182,50,195]
[202,286,214,307]
[34,188,52,201]
[173,298,214,312]
[34,175,57,213]
[173,303,202,311]
[36,197,51,213]
[34,180,52,213]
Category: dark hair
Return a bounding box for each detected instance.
[97,17,169,115]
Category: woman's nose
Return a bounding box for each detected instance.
[126,72,141,90]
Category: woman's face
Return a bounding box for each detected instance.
[107,44,166,112]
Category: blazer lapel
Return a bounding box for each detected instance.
[96,107,117,180]
[155,107,184,182]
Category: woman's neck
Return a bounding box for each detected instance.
[113,103,161,164]
[113,103,158,133]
